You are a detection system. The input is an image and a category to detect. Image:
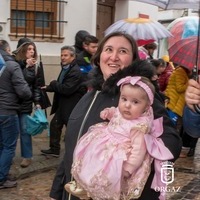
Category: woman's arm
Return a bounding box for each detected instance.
[152,98,182,161]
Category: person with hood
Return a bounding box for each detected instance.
[41,46,87,157]
[49,32,181,200]
[74,30,90,54]
[0,40,32,189]
[14,38,42,168]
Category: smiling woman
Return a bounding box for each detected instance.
[99,36,134,79]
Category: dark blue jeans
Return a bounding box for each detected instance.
[0,115,19,182]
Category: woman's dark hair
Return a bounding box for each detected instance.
[158,58,166,67]
[150,59,161,68]
[88,32,140,90]
[144,42,157,50]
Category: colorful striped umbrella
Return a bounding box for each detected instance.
[167,16,199,49]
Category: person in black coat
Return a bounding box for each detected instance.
[49,32,181,200]
[41,46,87,157]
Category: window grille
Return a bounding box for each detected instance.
[9,0,68,40]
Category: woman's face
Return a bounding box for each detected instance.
[100,36,134,80]
[26,44,35,59]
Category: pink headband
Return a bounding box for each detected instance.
[117,76,154,105]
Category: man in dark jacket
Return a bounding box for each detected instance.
[0,40,32,189]
[41,46,87,157]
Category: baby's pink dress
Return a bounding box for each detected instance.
[71,108,154,200]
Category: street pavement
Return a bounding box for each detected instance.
[9,132,200,200]
[10,131,64,180]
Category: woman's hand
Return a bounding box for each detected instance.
[41,86,47,89]
[185,79,200,111]
[35,104,41,109]
[26,58,37,67]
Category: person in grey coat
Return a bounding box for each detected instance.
[0,40,32,189]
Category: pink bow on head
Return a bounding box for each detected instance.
[117,76,154,105]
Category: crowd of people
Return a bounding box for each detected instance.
[0,28,198,200]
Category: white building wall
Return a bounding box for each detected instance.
[0,0,97,56]
[0,1,11,41]
[127,1,158,20]
[115,1,158,20]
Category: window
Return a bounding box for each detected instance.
[10,0,68,40]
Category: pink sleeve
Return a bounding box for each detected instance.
[123,129,147,175]
[105,107,117,120]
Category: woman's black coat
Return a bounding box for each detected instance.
[16,60,41,113]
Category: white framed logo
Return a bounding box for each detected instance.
[161,161,174,185]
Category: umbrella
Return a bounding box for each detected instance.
[167,16,200,71]
[37,55,51,110]
[167,16,199,49]
[104,17,172,46]
[134,0,199,10]
[168,37,200,70]
[26,108,49,136]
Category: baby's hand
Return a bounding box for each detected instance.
[100,108,109,120]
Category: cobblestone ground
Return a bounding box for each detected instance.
[0,169,56,200]
[166,141,200,200]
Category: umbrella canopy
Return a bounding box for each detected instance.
[37,55,51,110]
[26,108,49,136]
[104,17,172,46]
[134,0,199,10]
[168,37,200,70]
[167,16,199,49]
